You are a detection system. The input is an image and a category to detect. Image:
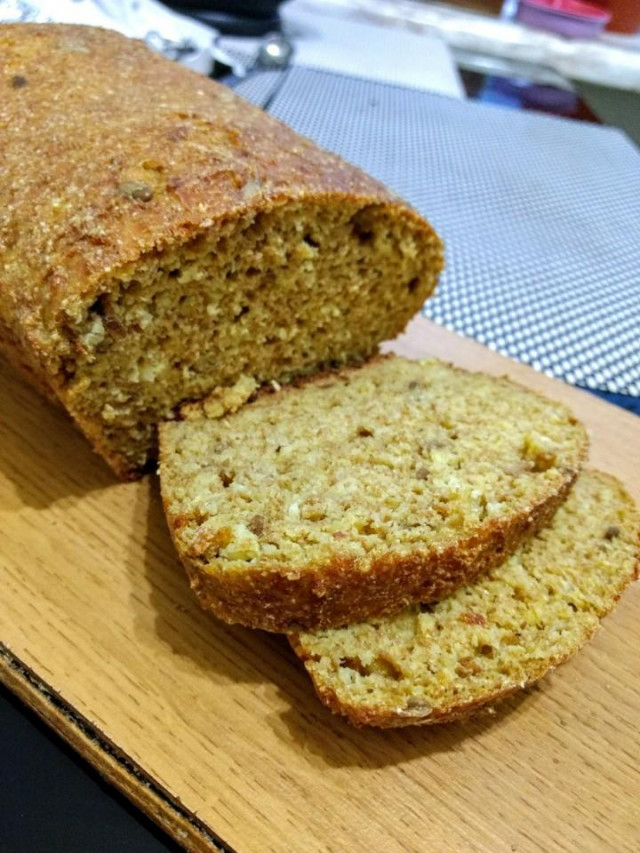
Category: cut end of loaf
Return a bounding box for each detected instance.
[291,471,640,728]
[57,199,442,477]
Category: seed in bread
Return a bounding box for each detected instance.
[291,470,639,727]
[159,356,588,631]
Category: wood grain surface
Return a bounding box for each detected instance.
[1,316,639,853]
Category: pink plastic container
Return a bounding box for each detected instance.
[517,0,611,38]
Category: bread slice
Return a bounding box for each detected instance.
[0,24,442,478]
[159,356,587,631]
[291,471,639,727]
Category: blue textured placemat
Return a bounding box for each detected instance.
[237,67,640,403]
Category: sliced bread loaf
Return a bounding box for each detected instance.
[0,24,442,478]
[159,356,587,631]
[291,471,639,727]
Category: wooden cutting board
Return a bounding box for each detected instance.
[1,316,639,853]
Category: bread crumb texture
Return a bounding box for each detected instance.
[0,24,442,478]
[291,471,639,727]
[159,356,588,630]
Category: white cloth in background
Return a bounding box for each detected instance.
[0,0,216,72]
[222,0,464,99]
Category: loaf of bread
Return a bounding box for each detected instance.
[159,356,587,631]
[0,24,443,478]
[291,471,639,727]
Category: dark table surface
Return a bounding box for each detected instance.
[1,682,181,853]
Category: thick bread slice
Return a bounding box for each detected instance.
[0,24,442,478]
[291,471,639,727]
[159,356,587,631]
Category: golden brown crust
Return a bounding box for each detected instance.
[165,473,577,632]
[296,660,550,728]
[0,315,61,406]
[0,24,441,476]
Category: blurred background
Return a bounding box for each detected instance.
[165,0,640,143]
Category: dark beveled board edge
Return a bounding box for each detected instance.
[0,646,228,853]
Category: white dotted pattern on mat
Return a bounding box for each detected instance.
[236,67,640,397]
